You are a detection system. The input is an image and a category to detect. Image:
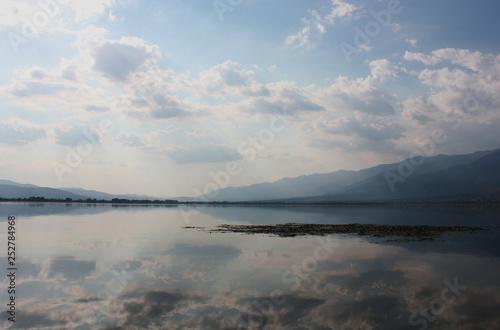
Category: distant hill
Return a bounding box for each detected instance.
[0,179,39,188]
[194,149,497,202]
[0,182,163,201]
[0,184,85,200]
[58,187,161,201]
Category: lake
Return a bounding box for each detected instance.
[0,203,499,329]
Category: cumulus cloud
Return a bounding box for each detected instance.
[29,67,49,79]
[370,59,399,82]
[405,48,500,75]
[189,60,265,98]
[92,38,161,83]
[404,49,500,119]
[319,115,404,141]
[393,48,500,155]
[401,94,440,125]
[3,27,192,121]
[126,89,191,120]
[317,75,396,116]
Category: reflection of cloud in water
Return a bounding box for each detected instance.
[139,244,243,285]
[5,204,500,329]
[49,256,96,282]
[9,310,71,329]
[4,249,500,329]
[118,290,206,328]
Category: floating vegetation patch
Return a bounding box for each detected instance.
[184,223,488,242]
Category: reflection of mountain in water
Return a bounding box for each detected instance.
[193,204,500,227]
[0,202,176,218]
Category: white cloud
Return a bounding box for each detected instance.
[285,0,360,49]
[369,59,399,82]
[3,27,193,121]
[406,50,500,120]
[92,39,161,83]
[87,35,162,83]
[316,74,396,116]
[285,26,314,49]
[405,48,500,75]
[318,114,404,141]
[396,48,500,155]
[193,60,255,95]
[401,94,439,125]
[324,0,358,23]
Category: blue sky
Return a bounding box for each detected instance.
[1,0,500,197]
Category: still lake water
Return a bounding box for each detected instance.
[0,203,499,329]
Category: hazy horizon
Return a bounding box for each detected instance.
[0,146,497,198]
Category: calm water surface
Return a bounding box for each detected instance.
[0,203,499,329]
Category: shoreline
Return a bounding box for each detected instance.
[1,199,500,207]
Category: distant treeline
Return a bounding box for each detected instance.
[0,197,179,204]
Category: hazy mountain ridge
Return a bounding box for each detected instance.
[58,187,162,201]
[262,149,500,203]
[0,184,86,200]
[1,148,499,202]
[0,182,162,201]
[198,149,498,202]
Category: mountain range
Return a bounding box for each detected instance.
[1,148,500,203]
[195,148,500,202]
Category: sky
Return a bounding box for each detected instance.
[0,0,500,197]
